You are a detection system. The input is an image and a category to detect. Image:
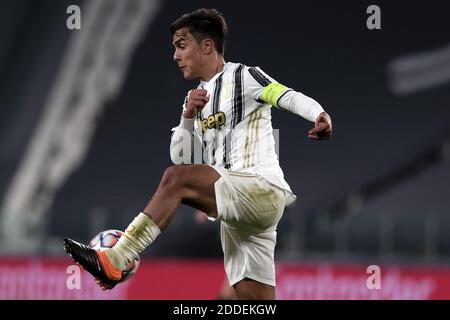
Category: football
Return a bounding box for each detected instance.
[88,229,140,282]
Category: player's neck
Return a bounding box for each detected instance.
[200,57,226,82]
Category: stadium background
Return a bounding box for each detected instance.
[1,0,450,299]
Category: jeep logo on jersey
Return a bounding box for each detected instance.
[198,111,226,133]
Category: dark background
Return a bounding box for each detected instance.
[0,0,449,263]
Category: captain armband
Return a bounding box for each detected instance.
[260,82,291,108]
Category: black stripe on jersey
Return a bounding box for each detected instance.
[212,74,224,115]
[231,64,245,129]
[249,67,271,87]
[211,74,224,165]
[226,64,245,169]
[223,133,231,169]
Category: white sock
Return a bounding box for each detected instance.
[106,212,161,270]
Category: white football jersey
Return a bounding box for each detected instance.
[178,62,297,204]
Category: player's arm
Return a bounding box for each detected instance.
[245,66,332,140]
[169,89,209,164]
[276,89,332,140]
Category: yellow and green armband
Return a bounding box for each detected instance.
[260,82,290,108]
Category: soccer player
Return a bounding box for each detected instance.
[64,8,332,300]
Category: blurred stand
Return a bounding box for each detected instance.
[0,0,161,253]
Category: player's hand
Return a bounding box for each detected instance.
[183,89,210,118]
[308,112,332,140]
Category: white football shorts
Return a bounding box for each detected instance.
[209,165,288,287]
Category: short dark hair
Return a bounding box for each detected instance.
[170,8,228,55]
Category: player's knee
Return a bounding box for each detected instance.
[234,279,275,300]
[160,165,187,191]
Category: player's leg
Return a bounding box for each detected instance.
[217,275,237,300]
[221,225,279,300]
[64,164,220,289]
[234,279,275,300]
[216,170,286,300]
[142,164,220,230]
[109,164,220,266]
